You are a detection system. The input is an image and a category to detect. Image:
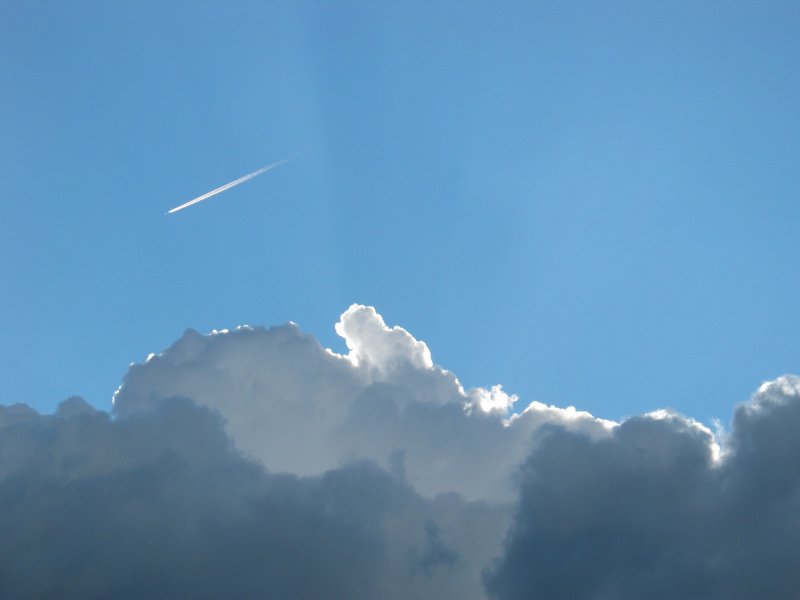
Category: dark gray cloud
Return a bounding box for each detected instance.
[0,396,508,599]
[485,376,800,600]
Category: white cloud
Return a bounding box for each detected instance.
[113,304,612,500]
[335,304,434,372]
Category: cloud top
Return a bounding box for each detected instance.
[336,304,434,373]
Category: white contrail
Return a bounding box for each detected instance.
[166,156,296,215]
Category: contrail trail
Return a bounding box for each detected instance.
[166,156,296,215]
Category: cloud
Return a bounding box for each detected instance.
[336,304,434,373]
[113,304,612,501]
[484,375,800,600]
[0,396,507,599]
[3,304,800,598]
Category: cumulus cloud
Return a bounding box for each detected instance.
[2,305,799,599]
[113,304,612,501]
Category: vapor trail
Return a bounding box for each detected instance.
[167,156,296,215]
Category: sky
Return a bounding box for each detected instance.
[2,3,800,596]
[2,2,799,420]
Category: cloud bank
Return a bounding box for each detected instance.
[2,305,799,598]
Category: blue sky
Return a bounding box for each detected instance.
[2,1,798,423]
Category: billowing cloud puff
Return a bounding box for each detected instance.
[2,305,799,599]
[336,304,434,373]
[113,304,612,501]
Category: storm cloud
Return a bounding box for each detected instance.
[2,305,799,599]
[0,397,507,599]
[485,376,800,600]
